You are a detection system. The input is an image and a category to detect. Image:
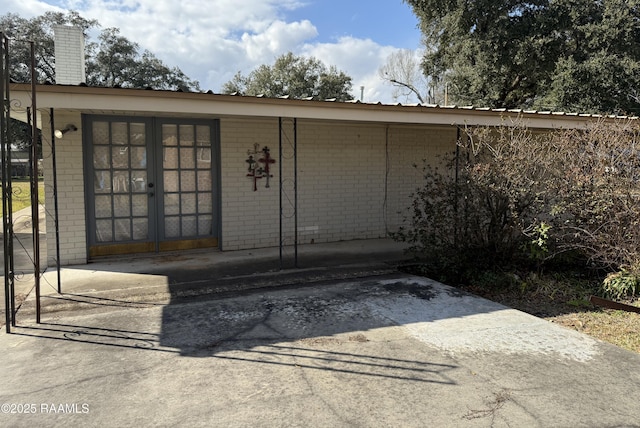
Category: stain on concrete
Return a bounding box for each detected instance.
[383,281,437,300]
[370,278,600,362]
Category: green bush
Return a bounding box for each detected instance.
[603,270,640,300]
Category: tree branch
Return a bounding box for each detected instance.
[389,78,425,104]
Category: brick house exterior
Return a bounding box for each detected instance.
[9,84,614,266]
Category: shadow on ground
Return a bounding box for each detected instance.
[12,273,521,360]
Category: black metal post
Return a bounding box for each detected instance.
[293,118,298,268]
[279,117,283,269]
[6,51,14,328]
[30,42,40,323]
[50,108,61,293]
[278,117,299,269]
[1,32,12,333]
[454,126,460,249]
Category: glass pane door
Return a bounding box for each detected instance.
[160,122,215,243]
[86,116,218,257]
[89,119,154,257]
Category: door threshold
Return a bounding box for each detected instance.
[88,247,221,264]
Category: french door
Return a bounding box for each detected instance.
[85,116,219,257]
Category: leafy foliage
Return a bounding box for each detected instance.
[603,270,640,300]
[221,52,353,101]
[6,118,36,152]
[394,120,640,297]
[0,11,95,83]
[404,0,640,114]
[0,11,200,91]
[85,28,200,90]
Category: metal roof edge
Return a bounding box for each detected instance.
[8,83,638,124]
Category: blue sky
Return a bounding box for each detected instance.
[1,0,423,102]
[286,1,420,47]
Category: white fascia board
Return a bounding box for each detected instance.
[10,86,610,130]
[9,108,42,127]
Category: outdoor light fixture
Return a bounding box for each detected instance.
[54,124,78,139]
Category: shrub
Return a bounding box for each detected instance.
[603,270,640,300]
[394,119,640,293]
[393,123,550,282]
[544,120,640,274]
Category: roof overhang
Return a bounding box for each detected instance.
[8,84,636,130]
[8,107,42,127]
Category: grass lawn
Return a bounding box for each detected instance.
[0,178,45,216]
[549,309,640,353]
[464,275,640,354]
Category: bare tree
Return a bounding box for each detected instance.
[379,49,434,104]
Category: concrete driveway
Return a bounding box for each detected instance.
[1,273,640,427]
[0,204,47,277]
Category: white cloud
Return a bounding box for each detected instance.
[2,0,59,16]
[1,0,416,103]
[302,37,398,102]
[240,20,318,62]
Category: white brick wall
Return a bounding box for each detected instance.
[54,25,86,85]
[219,117,281,250]
[40,112,458,262]
[219,118,457,250]
[42,111,87,266]
[296,120,387,244]
[386,125,458,231]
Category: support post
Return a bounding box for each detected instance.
[50,109,61,293]
[278,117,298,269]
[279,117,283,268]
[30,42,41,323]
[293,118,298,267]
[1,32,14,332]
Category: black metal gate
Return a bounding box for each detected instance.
[1,32,16,332]
[1,36,45,332]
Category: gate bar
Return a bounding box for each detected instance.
[1,32,14,333]
[293,118,298,267]
[50,109,61,293]
[279,117,282,267]
[29,42,41,323]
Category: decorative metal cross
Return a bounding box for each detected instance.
[259,146,276,188]
[245,144,276,191]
